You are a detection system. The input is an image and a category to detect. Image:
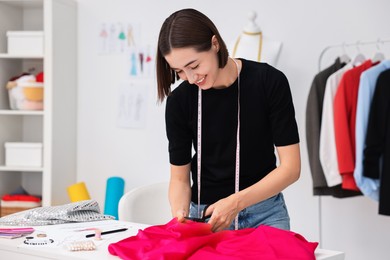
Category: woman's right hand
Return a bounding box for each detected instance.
[175,209,187,222]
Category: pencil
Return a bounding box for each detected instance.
[85,228,128,238]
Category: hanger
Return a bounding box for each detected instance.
[352,41,366,66]
[372,38,386,63]
[339,42,351,64]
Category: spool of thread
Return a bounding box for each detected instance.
[104,176,125,219]
[67,182,91,202]
[94,229,102,240]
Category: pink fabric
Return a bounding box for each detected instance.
[108,218,318,260]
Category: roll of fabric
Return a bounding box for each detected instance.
[104,177,125,219]
[67,182,91,202]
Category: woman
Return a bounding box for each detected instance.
[156,8,300,232]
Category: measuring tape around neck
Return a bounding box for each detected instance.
[197,57,241,230]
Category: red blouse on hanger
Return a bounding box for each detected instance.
[333,60,373,191]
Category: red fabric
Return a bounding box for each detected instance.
[333,60,372,191]
[108,218,318,260]
[1,194,41,202]
[36,72,44,82]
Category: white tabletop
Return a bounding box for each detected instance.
[0,220,344,260]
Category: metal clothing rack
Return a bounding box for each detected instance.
[316,37,390,247]
[318,38,390,71]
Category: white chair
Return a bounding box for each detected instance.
[118,182,172,225]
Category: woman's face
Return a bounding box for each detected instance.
[164,44,221,90]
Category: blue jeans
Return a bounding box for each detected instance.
[189,193,290,230]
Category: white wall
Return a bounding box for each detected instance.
[77,1,390,259]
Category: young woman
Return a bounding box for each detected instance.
[156,8,300,232]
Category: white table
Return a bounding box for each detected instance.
[0,220,344,260]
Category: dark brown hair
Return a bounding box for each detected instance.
[156,8,229,102]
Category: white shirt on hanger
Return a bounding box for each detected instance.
[319,62,353,186]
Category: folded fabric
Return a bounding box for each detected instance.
[1,200,42,208]
[108,218,318,260]
[36,72,44,82]
[2,194,41,202]
[0,200,114,226]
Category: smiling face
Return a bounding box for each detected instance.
[156,9,230,101]
[165,46,221,90]
[163,35,228,90]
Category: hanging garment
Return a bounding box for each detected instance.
[320,62,352,187]
[108,218,318,260]
[363,69,390,215]
[333,60,373,191]
[306,58,361,197]
[354,60,390,201]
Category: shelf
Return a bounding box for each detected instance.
[1,1,43,8]
[0,53,44,59]
[0,0,77,207]
[0,110,44,115]
[0,165,43,172]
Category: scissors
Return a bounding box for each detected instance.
[184,205,211,223]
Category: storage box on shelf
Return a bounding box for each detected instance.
[5,142,43,167]
[6,31,44,56]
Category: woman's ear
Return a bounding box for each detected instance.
[211,35,219,52]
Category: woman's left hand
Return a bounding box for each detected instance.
[204,195,240,232]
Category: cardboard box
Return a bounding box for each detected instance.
[5,142,43,167]
[7,31,44,56]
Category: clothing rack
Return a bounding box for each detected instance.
[316,38,390,247]
[318,38,390,71]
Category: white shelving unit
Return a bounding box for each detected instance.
[0,0,77,207]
